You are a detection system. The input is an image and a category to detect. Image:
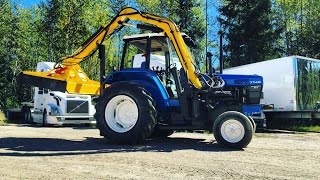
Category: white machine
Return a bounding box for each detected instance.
[223,56,320,128]
[224,56,320,111]
[21,62,96,126]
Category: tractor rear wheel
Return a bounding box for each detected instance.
[213,111,253,149]
[95,82,156,145]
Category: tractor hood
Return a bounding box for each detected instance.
[216,74,263,87]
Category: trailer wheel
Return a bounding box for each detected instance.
[42,110,48,127]
[213,111,253,149]
[22,106,32,124]
[95,82,156,145]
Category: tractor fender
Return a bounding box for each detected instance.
[104,69,171,110]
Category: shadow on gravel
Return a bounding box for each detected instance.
[13,124,96,129]
[0,136,240,157]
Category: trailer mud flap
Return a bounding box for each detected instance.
[17,72,67,92]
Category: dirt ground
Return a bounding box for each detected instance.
[0,125,319,180]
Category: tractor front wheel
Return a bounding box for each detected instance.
[213,111,253,149]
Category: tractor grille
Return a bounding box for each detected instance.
[246,86,262,104]
[66,100,89,114]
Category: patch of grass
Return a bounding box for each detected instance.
[0,111,7,125]
[288,125,320,133]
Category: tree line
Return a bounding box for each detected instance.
[220,0,320,67]
[0,0,319,110]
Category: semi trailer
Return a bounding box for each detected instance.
[224,56,320,128]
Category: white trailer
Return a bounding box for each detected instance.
[21,62,96,126]
[224,56,320,127]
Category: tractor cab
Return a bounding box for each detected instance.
[105,33,185,109]
[120,33,184,99]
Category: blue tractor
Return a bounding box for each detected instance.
[95,33,264,148]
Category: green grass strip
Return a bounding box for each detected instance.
[288,125,320,133]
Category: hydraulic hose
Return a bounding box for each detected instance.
[199,73,225,90]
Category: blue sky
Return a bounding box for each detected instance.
[13,0,41,7]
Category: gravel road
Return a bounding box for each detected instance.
[0,125,319,180]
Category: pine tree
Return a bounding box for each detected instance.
[219,0,283,67]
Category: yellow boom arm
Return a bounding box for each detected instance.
[19,7,202,95]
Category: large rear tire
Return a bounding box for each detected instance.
[95,82,156,145]
[213,111,253,149]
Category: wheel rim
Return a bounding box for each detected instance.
[105,95,139,133]
[220,119,245,143]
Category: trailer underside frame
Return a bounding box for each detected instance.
[264,110,320,128]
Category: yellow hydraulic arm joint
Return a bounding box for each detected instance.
[19,7,202,95]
